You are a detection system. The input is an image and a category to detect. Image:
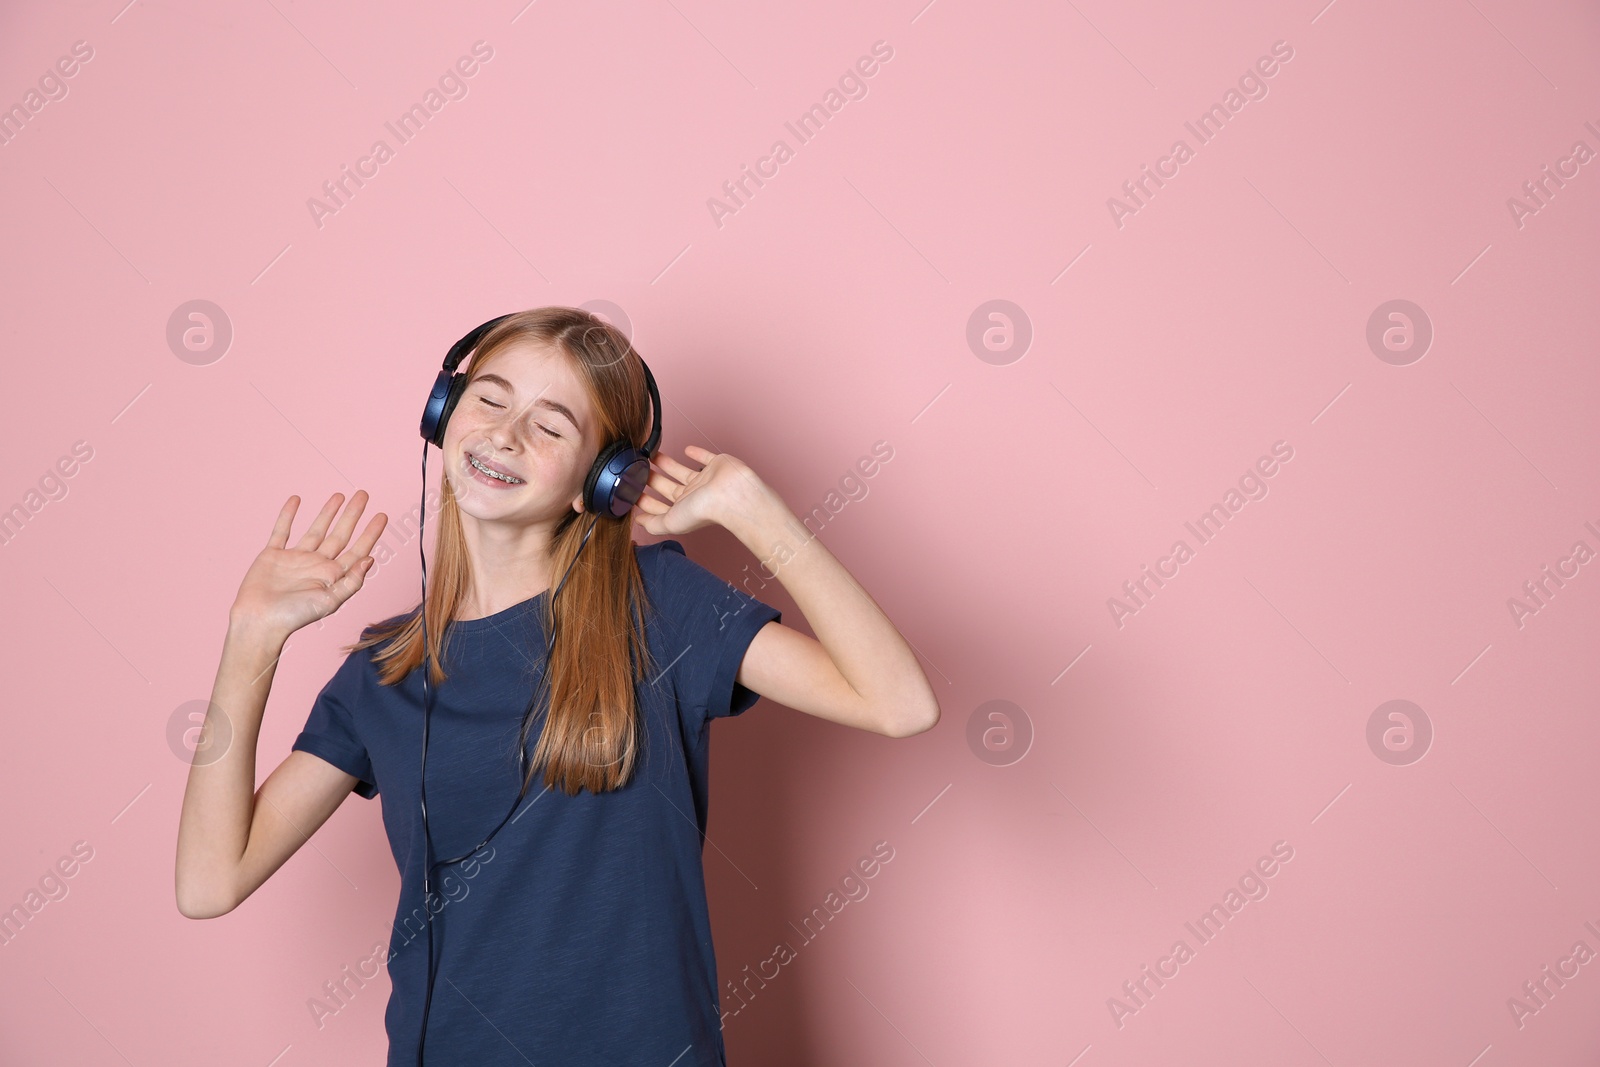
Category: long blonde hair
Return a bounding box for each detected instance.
[347,307,658,796]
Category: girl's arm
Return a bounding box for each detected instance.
[633,448,941,738]
[175,493,384,918]
[175,620,361,918]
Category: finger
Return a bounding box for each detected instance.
[652,451,701,482]
[319,490,369,558]
[330,556,375,603]
[294,493,345,552]
[641,466,682,503]
[347,511,387,563]
[267,496,300,549]
[342,512,389,565]
[631,490,669,515]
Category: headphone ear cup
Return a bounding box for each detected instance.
[609,450,650,515]
[583,441,627,516]
[430,373,470,449]
[585,444,652,518]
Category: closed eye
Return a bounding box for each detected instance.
[478,396,561,438]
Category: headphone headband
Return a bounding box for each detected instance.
[441,314,512,376]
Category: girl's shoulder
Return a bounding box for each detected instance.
[634,537,768,616]
[635,537,689,568]
[334,608,420,675]
[636,539,717,596]
[633,539,684,608]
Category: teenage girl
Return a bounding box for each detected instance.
[174,307,940,1066]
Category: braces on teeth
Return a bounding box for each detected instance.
[470,455,522,483]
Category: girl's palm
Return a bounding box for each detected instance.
[233,492,388,636]
[631,445,760,537]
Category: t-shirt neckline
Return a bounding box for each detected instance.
[449,591,548,632]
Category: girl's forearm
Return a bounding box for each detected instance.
[723,485,940,733]
[173,617,286,917]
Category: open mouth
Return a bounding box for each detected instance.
[466,452,525,486]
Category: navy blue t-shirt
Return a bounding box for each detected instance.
[291,539,782,1066]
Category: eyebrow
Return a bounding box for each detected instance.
[470,373,583,434]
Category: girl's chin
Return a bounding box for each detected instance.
[454,493,571,523]
[458,504,531,526]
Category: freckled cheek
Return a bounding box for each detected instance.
[444,409,482,450]
[532,445,578,484]
[533,450,585,494]
[451,409,526,453]
[456,406,495,435]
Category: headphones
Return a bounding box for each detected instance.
[411,311,662,1065]
[419,312,663,517]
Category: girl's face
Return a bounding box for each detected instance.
[442,341,600,525]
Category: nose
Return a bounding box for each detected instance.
[483,414,518,452]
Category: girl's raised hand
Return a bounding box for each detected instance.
[230,492,388,638]
[630,445,769,538]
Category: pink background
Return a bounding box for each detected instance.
[3,0,1599,1063]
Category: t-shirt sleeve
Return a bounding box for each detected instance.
[291,651,379,799]
[648,540,782,721]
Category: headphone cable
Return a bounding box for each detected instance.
[413,439,598,1065]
